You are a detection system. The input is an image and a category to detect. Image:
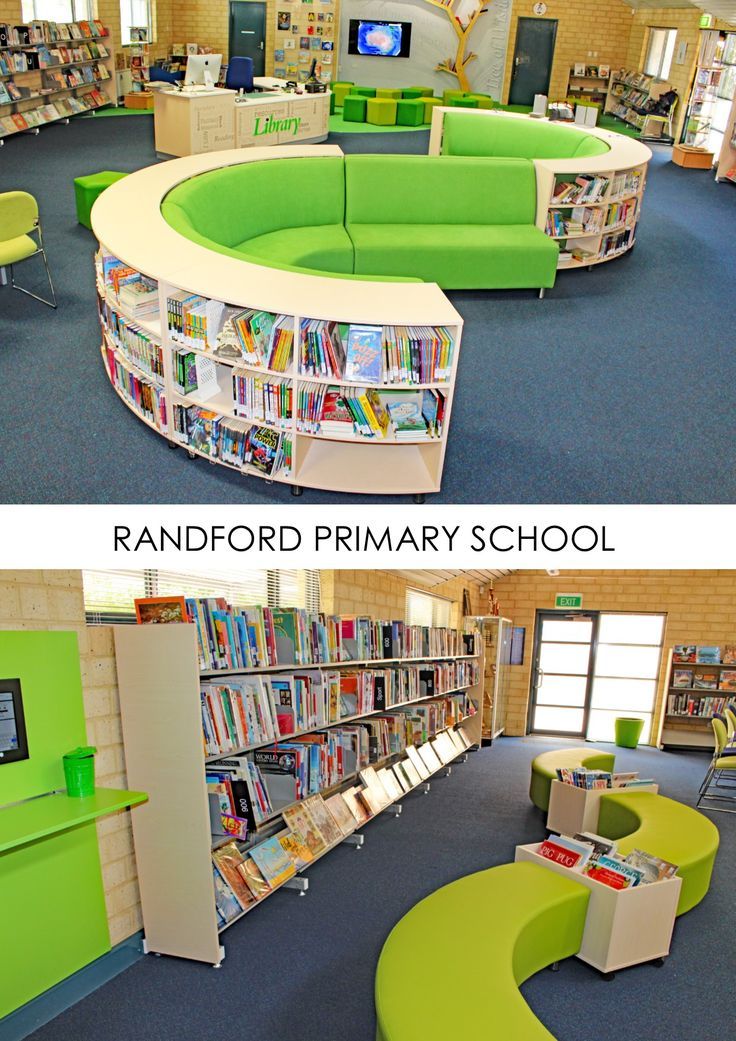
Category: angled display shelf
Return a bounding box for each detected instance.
[0,787,147,853]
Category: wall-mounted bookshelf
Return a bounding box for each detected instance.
[658,645,736,750]
[114,611,483,964]
[0,19,115,142]
[566,66,612,107]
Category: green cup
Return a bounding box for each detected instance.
[63,746,97,797]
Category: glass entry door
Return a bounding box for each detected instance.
[529,613,597,737]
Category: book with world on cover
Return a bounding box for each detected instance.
[249,835,296,888]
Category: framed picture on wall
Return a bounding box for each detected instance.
[134,596,188,625]
[0,678,30,765]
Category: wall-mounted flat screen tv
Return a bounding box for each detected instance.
[348,19,412,58]
[0,679,30,764]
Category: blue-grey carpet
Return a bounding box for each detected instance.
[0,116,734,503]
[19,736,733,1041]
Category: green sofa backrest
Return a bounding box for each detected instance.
[344,154,537,226]
[442,112,611,160]
[161,155,346,248]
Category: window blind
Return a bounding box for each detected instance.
[21,0,93,23]
[405,587,452,628]
[83,569,321,624]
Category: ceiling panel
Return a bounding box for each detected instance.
[621,0,736,22]
[391,569,514,589]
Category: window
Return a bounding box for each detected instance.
[83,569,321,624]
[21,0,92,21]
[644,28,677,81]
[120,0,153,46]
[405,588,452,628]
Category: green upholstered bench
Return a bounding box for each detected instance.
[530,747,617,812]
[74,170,128,230]
[440,110,612,159]
[597,792,720,915]
[375,862,589,1041]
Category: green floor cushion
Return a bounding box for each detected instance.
[348,223,558,290]
[162,156,346,249]
[235,224,354,274]
[376,87,401,99]
[376,862,589,1041]
[342,94,367,122]
[441,111,612,159]
[354,86,377,98]
[442,89,465,106]
[396,98,424,127]
[454,97,479,108]
[597,792,720,916]
[366,97,397,126]
[409,86,433,98]
[75,170,128,230]
[530,747,616,812]
[331,82,354,108]
[424,96,443,123]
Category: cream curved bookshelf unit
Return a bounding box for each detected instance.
[428,108,652,271]
[91,145,463,499]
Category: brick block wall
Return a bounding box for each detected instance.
[490,570,736,741]
[323,570,485,624]
[0,571,140,946]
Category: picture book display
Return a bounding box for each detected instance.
[536,832,678,891]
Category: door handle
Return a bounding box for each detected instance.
[536,668,544,688]
[240,30,255,34]
[259,40,264,50]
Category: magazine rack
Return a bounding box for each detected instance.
[546,780,659,836]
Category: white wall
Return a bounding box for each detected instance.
[337,0,512,99]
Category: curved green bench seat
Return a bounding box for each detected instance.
[530,747,616,812]
[375,862,589,1041]
[441,111,612,159]
[597,792,720,915]
[162,154,559,291]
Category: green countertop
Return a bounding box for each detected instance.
[0,788,148,853]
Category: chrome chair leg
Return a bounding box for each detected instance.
[10,248,57,308]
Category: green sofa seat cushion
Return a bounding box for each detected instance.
[597,792,720,915]
[441,111,611,159]
[345,155,538,225]
[232,224,354,273]
[530,747,617,811]
[348,222,558,290]
[161,156,346,248]
[375,862,589,1041]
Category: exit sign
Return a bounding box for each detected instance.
[555,594,583,609]
[700,13,713,27]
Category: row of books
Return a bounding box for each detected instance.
[184,598,476,672]
[672,667,736,691]
[296,384,445,441]
[0,21,108,46]
[614,70,652,90]
[0,56,108,102]
[673,645,736,665]
[600,227,634,258]
[201,665,478,757]
[103,345,168,433]
[232,371,291,429]
[99,254,159,320]
[555,768,653,790]
[539,831,677,890]
[99,300,164,383]
[212,726,472,924]
[609,168,644,199]
[0,41,108,74]
[605,197,637,228]
[551,174,610,205]
[546,206,604,237]
[666,694,733,718]
[0,89,107,134]
[171,405,292,478]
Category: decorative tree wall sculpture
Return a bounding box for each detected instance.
[422,0,491,93]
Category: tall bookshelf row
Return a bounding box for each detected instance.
[541,165,647,269]
[658,644,736,751]
[94,250,462,497]
[0,19,115,142]
[114,613,483,964]
[683,30,723,149]
[272,0,340,84]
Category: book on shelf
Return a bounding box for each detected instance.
[696,645,721,664]
[672,668,693,688]
[539,837,585,869]
[212,842,256,909]
[213,863,243,924]
[693,670,718,689]
[537,834,677,891]
[278,829,314,869]
[324,793,357,836]
[720,671,736,692]
[667,692,728,717]
[722,645,736,665]
[282,799,329,857]
[249,835,296,887]
[623,849,677,884]
[673,645,697,664]
[571,832,617,859]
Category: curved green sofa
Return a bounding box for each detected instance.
[161,153,559,291]
[597,791,719,915]
[530,747,617,812]
[440,111,612,159]
[375,862,589,1041]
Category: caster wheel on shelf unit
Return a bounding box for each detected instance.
[168,442,178,450]
[187,450,196,460]
[653,957,666,967]
[601,971,616,982]
[413,494,426,504]
[291,485,303,497]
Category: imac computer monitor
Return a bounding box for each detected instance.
[184,53,222,88]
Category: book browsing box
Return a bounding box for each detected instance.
[0,20,115,140]
[94,244,463,497]
[114,609,484,963]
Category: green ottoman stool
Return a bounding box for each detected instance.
[342,94,367,123]
[401,88,424,100]
[331,81,354,108]
[329,90,336,115]
[376,87,401,100]
[409,86,433,98]
[74,170,128,230]
[396,98,424,127]
[366,97,397,126]
[354,86,377,98]
[466,92,494,109]
[442,89,465,106]
[454,96,479,108]
[424,96,443,123]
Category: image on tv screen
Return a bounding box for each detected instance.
[357,21,406,57]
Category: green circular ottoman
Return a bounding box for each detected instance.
[74,171,128,230]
